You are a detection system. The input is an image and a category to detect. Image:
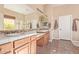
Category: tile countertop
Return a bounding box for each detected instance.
[0,31,45,45]
[37,29,49,33]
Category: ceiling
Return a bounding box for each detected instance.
[47,4,64,7]
[4,4,65,15]
[4,4,34,15]
[27,4,45,11]
[28,4,64,7]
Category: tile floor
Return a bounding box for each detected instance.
[37,39,79,54]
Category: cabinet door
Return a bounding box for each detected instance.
[14,37,30,48]
[37,33,49,46]
[15,44,30,54]
[37,36,44,46]
[30,40,36,54]
[0,42,13,54]
[43,34,49,45]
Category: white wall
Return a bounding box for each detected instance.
[31,19,38,29]
[45,5,79,42]
[44,5,54,41]
[0,12,4,30]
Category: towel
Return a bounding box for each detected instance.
[54,20,58,30]
[72,19,77,31]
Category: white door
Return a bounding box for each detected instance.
[59,15,72,40]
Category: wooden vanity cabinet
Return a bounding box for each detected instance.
[43,32,49,45]
[14,36,37,54]
[37,35,44,46]
[37,32,49,46]
[30,40,36,54]
[14,37,30,54]
[30,36,37,54]
[14,37,30,48]
[0,32,49,54]
[15,43,30,54]
[0,42,13,54]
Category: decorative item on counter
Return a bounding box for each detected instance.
[30,22,32,29]
[37,23,39,28]
[43,22,48,26]
[40,15,45,22]
[72,18,79,31]
[54,20,58,30]
[48,22,51,29]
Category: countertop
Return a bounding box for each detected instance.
[0,31,46,45]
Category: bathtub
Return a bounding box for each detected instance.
[71,40,79,47]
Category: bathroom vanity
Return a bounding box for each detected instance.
[0,30,49,54]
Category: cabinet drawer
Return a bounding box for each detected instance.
[37,36,44,46]
[15,43,30,54]
[14,37,30,48]
[0,42,13,54]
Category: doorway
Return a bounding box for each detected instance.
[59,15,72,40]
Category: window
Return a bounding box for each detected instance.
[4,15,16,30]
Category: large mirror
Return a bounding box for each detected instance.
[38,15,49,29]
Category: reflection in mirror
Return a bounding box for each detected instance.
[37,23,39,28]
[4,15,16,30]
[39,15,49,29]
[48,22,51,29]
